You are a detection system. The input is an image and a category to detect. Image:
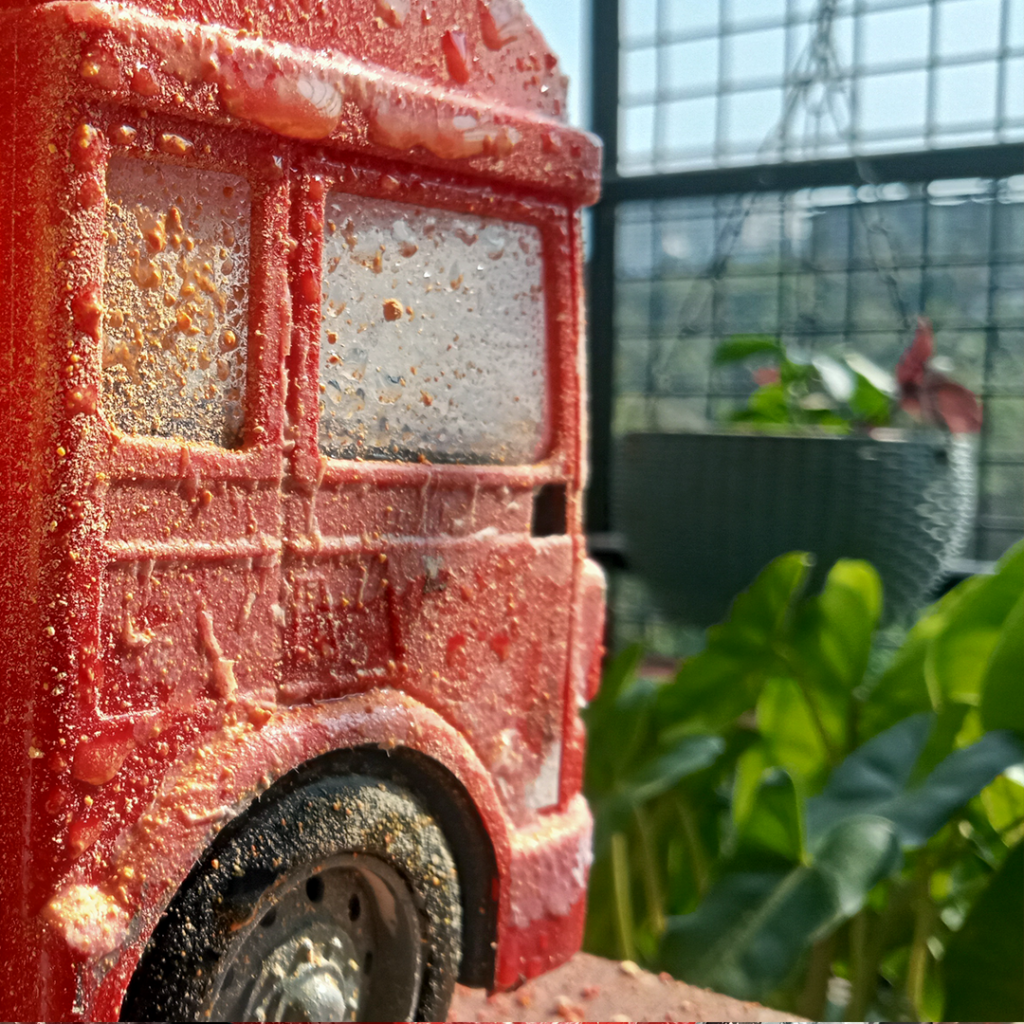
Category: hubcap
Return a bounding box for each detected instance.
[203,855,423,1023]
[250,927,360,1022]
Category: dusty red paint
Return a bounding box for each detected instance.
[71,728,137,786]
[442,29,473,84]
[0,0,603,1019]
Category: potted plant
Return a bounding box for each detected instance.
[583,543,1023,1021]
[614,320,982,626]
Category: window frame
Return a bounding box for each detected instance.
[586,0,1024,568]
[87,108,290,484]
[287,153,583,494]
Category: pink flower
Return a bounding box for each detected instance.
[897,318,982,434]
[752,367,781,387]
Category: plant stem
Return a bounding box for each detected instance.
[610,831,637,962]
[675,793,709,898]
[633,805,666,935]
[845,907,875,1022]
[906,854,934,1021]
[795,931,837,1021]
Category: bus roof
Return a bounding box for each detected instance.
[41,0,602,202]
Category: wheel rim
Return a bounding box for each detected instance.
[204,854,424,1022]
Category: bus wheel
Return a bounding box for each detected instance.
[121,773,462,1023]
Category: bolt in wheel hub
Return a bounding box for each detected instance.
[204,855,424,1023]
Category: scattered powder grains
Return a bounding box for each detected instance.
[102,156,250,448]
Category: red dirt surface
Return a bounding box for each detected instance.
[448,951,806,1022]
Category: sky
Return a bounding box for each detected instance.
[524,0,587,127]
[519,0,1023,165]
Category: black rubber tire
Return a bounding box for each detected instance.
[120,772,462,1022]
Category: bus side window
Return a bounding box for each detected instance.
[102,156,251,448]
[318,194,547,465]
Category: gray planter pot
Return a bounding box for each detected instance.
[614,432,976,627]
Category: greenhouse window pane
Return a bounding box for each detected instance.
[937,0,1003,58]
[862,4,932,67]
[936,62,999,130]
[664,37,720,94]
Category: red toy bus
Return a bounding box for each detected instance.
[0,0,604,1018]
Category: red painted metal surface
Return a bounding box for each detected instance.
[0,0,603,1018]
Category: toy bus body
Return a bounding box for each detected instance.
[0,0,604,1017]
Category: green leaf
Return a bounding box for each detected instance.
[659,816,899,1001]
[862,547,1022,732]
[980,592,1024,733]
[660,870,789,998]
[731,383,790,424]
[757,676,832,788]
[909,701,969,782]
[734,767,805,865]
[732,743,769,831]
[805,713,932,844]
[942,842,1024,1022]
[807,559,883,692]
[886,730,1024,847]
[618,735,726,807]
[980,772,1024,836]
[929,542,1023,706]
[848,371,893,425]
[781,558,882,762]
[658,553,814,734]
[806,714,1024,848]
[858,590,960,740]
[713,335,782,365]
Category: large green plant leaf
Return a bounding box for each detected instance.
[909,701,970,781]
[804,714,932,842]
[659,552,813,734]
[805,714,1024,848]
[858,543,1023,743]
[942,842,1024,1022]
[732,743,769,831]
[733,767,804,866]
[757,677,832,787]
[759,560,883,773]
[788,559,882,697]
[857,597,948,740]
[618,736,726,807]
[980,592,1024,734]
[659,816,899,1001]
[981,772,1024,835]
[928,542,1024,706]
[886,730,1024,847]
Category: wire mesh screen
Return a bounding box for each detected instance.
[608,173,1022,652]
[593,0,1023,653]
[613,175,1023,558]
[619,0,1024,174]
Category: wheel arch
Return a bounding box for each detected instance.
[252,743,501,989]
[56,693,511,1021]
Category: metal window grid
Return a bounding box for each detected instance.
[586,0,1024,649]
[617,0,1024,173]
